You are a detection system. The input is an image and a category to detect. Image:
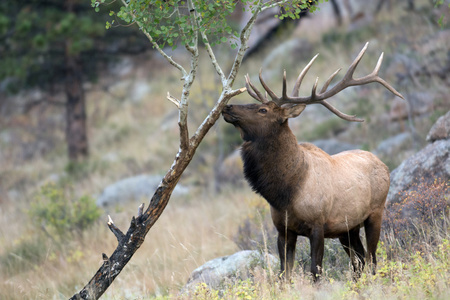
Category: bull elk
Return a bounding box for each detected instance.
[222,43,404,281]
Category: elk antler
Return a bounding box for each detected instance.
[245,42,405,122]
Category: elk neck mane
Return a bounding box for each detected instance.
[240,122,306,211]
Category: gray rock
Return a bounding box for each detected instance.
[426,110,450,142]
[374,132,414,158]
[183,250,278,292]
[96,174,188,207]
[130,80,151,103]
[388,111,450,204]
[387,139,450,204]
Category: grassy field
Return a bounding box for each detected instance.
[0,0,449,299]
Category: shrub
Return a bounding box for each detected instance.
[382,178,449,252]
[29,183,101,239]
[345,239,450,299]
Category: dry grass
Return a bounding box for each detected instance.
[0,186,259,299]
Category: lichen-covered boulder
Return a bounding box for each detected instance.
[387,111,450,204]
[426,110,450,142]
[387,139,449,204]
[183,250,278,292]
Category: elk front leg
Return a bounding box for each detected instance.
[309,226,324,281]
[277,229,297,281]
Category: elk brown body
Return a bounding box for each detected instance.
[222,43,404,281]
[223,102,389,280]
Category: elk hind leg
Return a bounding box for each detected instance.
[364,211,383,275]
[339,227,366,279]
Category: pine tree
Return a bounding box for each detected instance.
[0,0,144,162]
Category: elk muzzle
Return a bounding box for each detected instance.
[222,105,239,124]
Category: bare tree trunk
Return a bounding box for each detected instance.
[65,0,89,162]
[330,0,342,26]
[65,51,89,162]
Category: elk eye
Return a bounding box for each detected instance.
[259,108,268,114]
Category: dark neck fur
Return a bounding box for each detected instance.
[240,123,305,211]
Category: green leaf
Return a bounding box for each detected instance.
[438,14,444,27]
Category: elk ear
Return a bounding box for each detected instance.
[282,104,306,119]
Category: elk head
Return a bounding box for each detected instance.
[222,102,305,141]
[223,42,404,138]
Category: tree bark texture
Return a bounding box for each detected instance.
[65,51,89,162]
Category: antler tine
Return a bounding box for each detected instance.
[320,68,341,94]
[339,50,405,100]
[374,76,405,99]
[365,52,406,100]
[320,101,364,122]
[373,52,384,75]
[282,70,288,103]
[259,69,280,102]
[292,53,319,97]
[342,41,369,82]
[245,74,268,103]
[311,77,319,101]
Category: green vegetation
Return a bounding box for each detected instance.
[93,0,324,50]
[345,239,450,299]
[29,183,101,239]
[174,237,449,299]
[0,0,147,162]
[0,183,100,279]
